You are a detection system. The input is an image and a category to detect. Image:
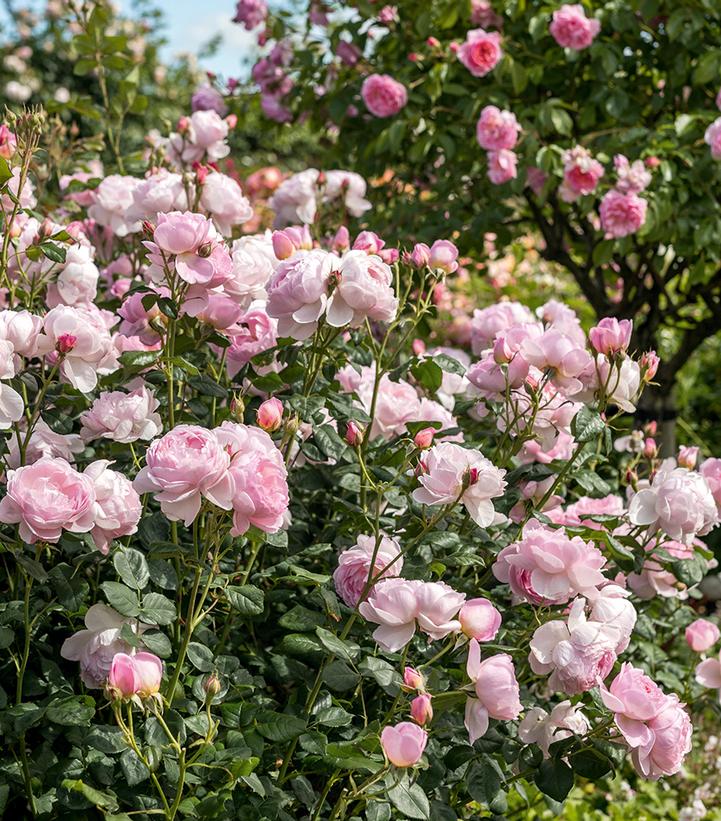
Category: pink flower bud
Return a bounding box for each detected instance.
[177,116,190,133]
[379,248,399,264]
[409,243,430,268]
[408,52,419,62]
[142,220,155,238]
[272,229,296,260]
[352,230,385,255]
[641,350,660,382]
[414,427,435,450]
[230,395,245,419]
[345,420,364,446]
[459,598,502,641]
[426,36,440,48]
[333,226,350,252]
[412,338,426,356]
[107,652,163,699]
[645,156,660,168]
[589,317,633,355]
[57,333,77,354]
[686,618,720,652]
[493,335,512,364]
[194,162,210,185]
[428,239,459,274]
[410,693,433,725]
[644,420,658,437]
[225,114,238,128]
[678,446,699,470]
[257,397,283,432]
[644,438,657,459]
[403,666,425,690]
[380,721,428,767]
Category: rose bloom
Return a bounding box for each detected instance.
[343,365,421,440]
[269,168,371,227]
[518,701,590,758]
[361,74,407,118]
[128,169,187,223]
[599,189,648,238]
[147,211,226,286]
[459,598,502,641]
[465,639,522,743]
[560,494,625,528]
[0,309,46,357]
[133,425,233,525]
[233,0,267,29]
[476,106,521,151]
[470,300,535,354]
[614,154,652,195]
[85,460,142,554]
[561,145,604,199]
[700,457,721,510]
[47,244,99,307]
[326,250,398,327]
[457,28,503,77]
[487,149,517,184]
[80,386,162,444]
[60,603,148,688]
[200,172,253,236]
[549,4,600,50]
[0,456,95,544]
[589,317,633,355]
[704,117,721,160]
[414,580,466,640]
[333,533,403,607]
[108,651,163,699]
[191,84,228,116]
[168,109,230,165]
[493,520,606,605]
[214,421,289,536]
[225,306,278,377]
[428,240,459,274]
[226,232,277,308]
[380,721,427,767]
[5,417,83,468]
[414,442,507,527]
[88,174,141,236]
[686,618,720,653]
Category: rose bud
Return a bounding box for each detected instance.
[459,598,502,642]
[410,693,433,725]
[257,397,283,432]
[414,427,435,450]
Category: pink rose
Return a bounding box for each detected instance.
[476,106,521,151]
[256,397,283,432]
[200,172,253,236]
[410,693,433,725]
[413,441,507,528]
[470,301,535,354]
[627,539,696,600]
[599,189,648,239]
[88,174,141,236]
[333,533,403,607]
[225,307,278,376]
[428,240,459,274]
[380,721,427,767]
[696,650,721,692]
[589,317,633,355]
[133,425,233,526]
[5,418,83,468]
[414,580,466,640]
[677,446,699,470]
[686,619,720,653]
[108,651,163,700]
[327,250,398,327]
[0,309,46,357]
[0,456,95,544]
[487,149,517,184]
[637,696,691,779]
[459,598,502,641]
[705,117,721,159]
[614,154,652,195]
[343,366,421,440]
[700,458,721,510]
[81,386,162,443]
[361,74,407,118]
[129,170,187,223]
[233,0,267,30]
[85,461,142,554]
[560,145,604,200]
[465,640,521,742]
[518,701,590,758]
[549,4,600,51]
[457,28,503,77]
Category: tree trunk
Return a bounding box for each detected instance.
[634,381,677,456]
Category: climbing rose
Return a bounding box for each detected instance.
[599,190,648,238]
[333,533,403,607]
[476,106,521,151]
[361,74,407,118]
[457,28,503,77]
[549,4,600,50]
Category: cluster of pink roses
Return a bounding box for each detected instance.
[476,105,521,185]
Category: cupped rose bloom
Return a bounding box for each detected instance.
[327,250,398,327]
[128,170,187,223]
[333,533,403,607]
[133,425,233,525]
[458,28,503,77]
[589,317,633,355]
[588,584,637,653]
[108,651,163,699]
[60,603,149,688]
[361,74,407,118]
[414,442,507,527]
[487,149,517,184]
[80,386,162,443]
[226,232,277,307]
[686,619,720,653]
[380,721,428,767]
[0,457,95,544]
[700,458,721,510]
[465,640,522,743]
[358,577,420,652]
[5,418,83,468]
[414,581,466,640]
[696,650,721,695]
[340,365,421,440]
[560,145,604,199]
[147,211,228,287]
[549,4,600,50]
[325,171,373,217]
[476,106,521,151]
[529,599,619,695]
[493,520,606,605]
[225,306,278,376]
[518,701,590,758]
[522,327,593,394]
[428,240,459,274]
[599,190,647,239]
[0,309,46,357]
[47,244,99,307]
[637,696,692,779]
[704,117,721,160]
[85,460,142,554]
[200,172,253,236]
[628,464,718,543]
[88,174,141,236]
[214,421,289,536]
[470,301,535,354]
[266,249,337,340]
[459,598,501,641]
[561,494,625,528]
[167,109,230,166]
[614,154,652,195]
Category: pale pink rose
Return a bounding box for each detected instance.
[3,167,35,212]
[0,124,17,159]
[358,577,420,651]
[518,701,590,758]
[414,580,466,640]
[88,175,142,236]
[325,171,373,217]
[128,169,187,223]
[428,240,459,274]
[589,317,633,355]
[270,169,371,226]
[410,398,462,443]
[168,110,230,166]
[380,721,427,767]
[686,618,720,652]
[352,231,385,255]
[614,154,652,195]
[413,441,507,527]
[5,418,83,468]
[214,421,289,536]
[700,458,721,510]
[487,149,517,184]
[225,306,278,376]
[84,460,142,554]
[677,446,699,470]
[194,292,245,330]
[200,172,253,236]
[108,651,163,699]
[47,244,99,307]
[588,584,637,653]
[226,232,277,307]
[476,106,521,151]
[705,117,721,159]
[629,464,718,543]
[117,287,169,346]
[470,301,535,354]
[561,145,604,199]
[637,696,692,779]
[361,74,407,118]
[133,425,233,526]
[0,456,95,543]
[233,0,267,29]
[60,604,148,688]
[696,651,721,693]
[333,533,403,607]
[266,249,337,340]
[410,693,433,725]
[256,397,283,432]
[471,0,503,28]
[465,640,521,743]
[549,4,600,50]
[493,520,606,605]
[529,600,619,695]
[627,539,696,600]
[147,211,228,286]
[458,28,503,77]
[599,190,647,239]
[459,598,501,641]
[522,327,593,394]
[0,309,46,357]
[327,250,398,327]
[561,494,625,528]
[344,365,421,440]
[80,386,162,443]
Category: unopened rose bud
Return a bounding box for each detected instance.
[379,248,399,264]
[142,220,155,239]
[193,162,209,185]
[412,338,426,356]
[459,598,502,641]
[426,36,440,48]
[353,230,385,255]
[403,666,425,690]
[177,115,190,133]
[449,41,460,53]
[644,420,658,437]
[316,170,326,186]
[225,114,238,129]
[645,156,660,168]
[332,225,350,252]
[493,335,512,364]
[678,446,699,470]
[408,52,419,62]
[409,243,430,268]
[272,230,295,260]
[203,673,221,699]
[428,239,458,274]
[410,693,433,726]
[257,397,283,432]
[230,395,245,419]
[345,420,364,447]
[57,333,77,354]
[641,350,660,382]
[643,438,657,459]
[414,427,435,450]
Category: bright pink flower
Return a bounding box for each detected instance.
[380,721,427,766]
[345,420,364,446]
[413,441,506,528]
[233,0,267,29]
[459,598,501,641]
[493,521,605,605]
[599,190,647,239]
[465,640,521,742]
[428,240,459,274]
[81,387,162,444]
[549,4,600,50]
[225,307,278,376]
[414,427,435,450]
[327,250,398,327]
[0,124,17,159]
[108,652,163,699]
[256,397,283,432]
[589,317,633,355]
[457,28,503,77]
[410,693,433,725]
[560,145,604,199]
[686,619,720,652]
[705,117,721,159]
[0,457,95,544]
[404,666,425,690]
[614,154,652,195]
[85,461,142,554]
[487,149,517,184]
[361,74,407,118]
[333,533,403,607]
[476,106,520,151]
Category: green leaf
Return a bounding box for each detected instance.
[0,157,12,186]
[61,780,118,812]
[387,779,430,820]
[139,592,176,625]
[187,641,215,672]
[113,547,150,590]
[411,359,443,394]
[572,407,605,443]
[226,585,264,615]
[322,660,360,691]
[569,747,613,779]
[39,242,67,264]
[467,760,503,805]
[535,758,574,802]
[255,711,306,742]
[120,748,150,786]
[46,695,95,726]
[315,627,359,663]
[101,581,140,617]
[141,631,172,657]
